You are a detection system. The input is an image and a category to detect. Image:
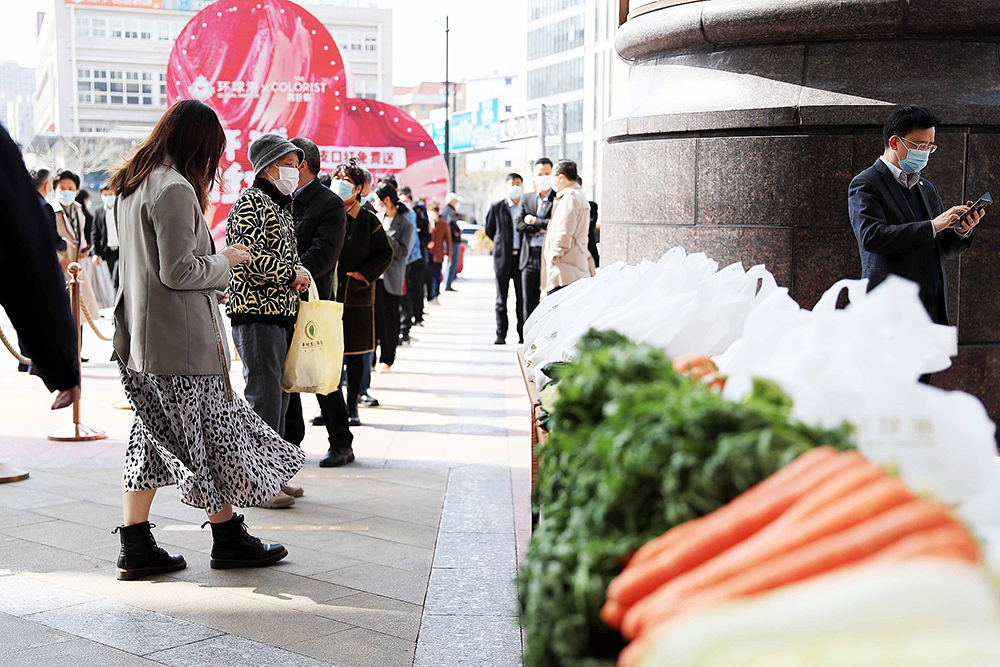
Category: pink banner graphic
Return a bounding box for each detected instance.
[166,0,448,240]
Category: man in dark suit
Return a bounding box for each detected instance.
[517,157,555,323]
[849,106,984,379]
[0,123,80,483]
[485,172,525,345]
[91,182,120,290]
[282,137,350,473]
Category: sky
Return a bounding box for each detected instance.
[0,0,527,88]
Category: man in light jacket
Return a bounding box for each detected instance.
[543,159,595,294]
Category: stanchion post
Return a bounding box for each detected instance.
[48,262,106,442]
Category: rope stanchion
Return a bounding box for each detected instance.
[79,295,113,342]
[0,326,30,366]
[48,262,107,443]
[0,462,29,484]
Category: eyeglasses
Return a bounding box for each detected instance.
[897,136,938,154]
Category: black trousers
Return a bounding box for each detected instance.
[400,260,425,338]
[284,389,353,451]
[495,257,525,342]
[374,280,400,367]
[521,246,543,324]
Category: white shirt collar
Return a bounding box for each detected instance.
[506,198,519,207]
[879,156,921,189]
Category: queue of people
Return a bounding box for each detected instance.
[486,157,598,345]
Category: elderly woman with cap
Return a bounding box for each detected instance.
[226,133,311,509]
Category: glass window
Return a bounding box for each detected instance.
[110,82,123,93]
[141,84,152,94]
[157,21,171,40]
[528,14,585,61]
[111,94,123,104]
[126,83,139,93]
[142,96,153,105]
[94,82,107,92]
[364,35,377,52]
[78,93,92,103]
[127,95,139,105]
[77,81,92,91]
[527,57,583,99]
[91,18,106,38]
[140,21,152,39]
[528,0,582,22]
[125,20,138,39]
[565,99,583,133]
[505,77,513,85]
[505,105,513,113]
[109,20,123,38]
[76,17,89,38]
[126,72,138,80]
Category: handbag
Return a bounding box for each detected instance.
[281,271,344,394]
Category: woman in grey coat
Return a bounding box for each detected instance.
[372,180,414,372]
[110,100,305,580]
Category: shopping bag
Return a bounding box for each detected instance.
[282,277,344,394]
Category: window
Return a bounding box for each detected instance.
[527,57,583,99]
[505,160,512,167]
[505,105,513,113]
[364,35,377,53]
[528,14,585,60]
[80,69,165,107]
[157,21,172,41]
[76,17,90,38]
[91,18,106,38]
[528,0,582,21]
[350,33,362,51]
[505,77,513,85]
[565,99,583,133]
[159,72,167,106]
[124,20,138,39]
[140,21,153,40]
[109,19,123,39]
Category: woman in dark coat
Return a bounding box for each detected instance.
[322,158,391,466]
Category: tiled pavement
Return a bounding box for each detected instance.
[0,254,531,666]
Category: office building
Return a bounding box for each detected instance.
[0,61,35,144]
[34,0,392,138]
[393,80,465,122]
[524,0,627,201]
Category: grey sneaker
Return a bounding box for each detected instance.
[257,492,295,509]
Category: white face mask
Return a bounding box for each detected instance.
[534,174,551,192]
[56,189,77,207]
[270,166,299,196]
[507,184,523,200]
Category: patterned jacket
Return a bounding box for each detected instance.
[225,176,302,324]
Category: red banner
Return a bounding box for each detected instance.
[166,0,448,240]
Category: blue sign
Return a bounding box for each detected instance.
[451,98,502,153]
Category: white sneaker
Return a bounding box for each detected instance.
[428,298,441,305]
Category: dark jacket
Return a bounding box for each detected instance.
[485,198,521,273]
[848,159,973,324]
[91,205,118,260]
[413,202,431,250]
[0,124,79,391]
[39,192,67,253]
[292,177,346,301]
[226,176,302,327]
[443,203,462,244]
[515,189,556,271]
[588,200,600,268]
[336,205,393,354]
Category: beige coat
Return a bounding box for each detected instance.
[53,201,101,317]
[113,163,232,377]
[543,183,596,292]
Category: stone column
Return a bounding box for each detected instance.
[604,0,1000,427]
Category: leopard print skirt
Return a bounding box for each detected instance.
[118,362,305,515]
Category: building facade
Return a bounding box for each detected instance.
[34,0,392,138]
[0,61,36,145]
[524,0,627,201]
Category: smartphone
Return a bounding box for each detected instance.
[954,191,992,227]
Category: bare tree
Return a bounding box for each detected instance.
[26,134,137,182]
[459,169,507,225]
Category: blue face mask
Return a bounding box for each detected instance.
[56,190,76,207]
[102,194,116,208]
[331,178,355,202]
[895,138,930,174]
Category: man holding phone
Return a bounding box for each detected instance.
[849,106,984,335]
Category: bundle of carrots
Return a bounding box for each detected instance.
[601,447,982,667]
[672,354,725,392]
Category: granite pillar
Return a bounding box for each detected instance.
[606,0,1000,428]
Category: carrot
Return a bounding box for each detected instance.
[643,500,956,631]
[773,458,887,526]
[617,635,647,667]
[621,472,914,639]
[672,354,716,380]
[608,448,850,614]
[626,447,841,568]
[874,524,981,563]
[601,599,624,628]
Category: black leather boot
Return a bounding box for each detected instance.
[205,514,288,569]
[346,393,362,426]
[319,447,355,468]
[113,521,186,581]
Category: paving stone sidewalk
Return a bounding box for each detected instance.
[0,254,531,667]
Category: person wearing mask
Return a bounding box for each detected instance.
[111,100,303,579]
[397,186,423,345]
[0,123,80,484]
[426,203,452,305]
[53,170,101,357]
[485,173,525,345]
[543,160,595,294]
[328,159,392,459]
[516,158,555,321]
[848,106,983,380]
[75,189,95,255]
[226,134,311,509]
[400,186,429,328]
[16,168,67,373]
[91,182,121,291]
[442,193,462,292]
[281,137,348,473]
[373,180,415,372]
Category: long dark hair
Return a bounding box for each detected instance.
[111,100,226,212]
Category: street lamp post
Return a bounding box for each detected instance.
[443,15,451,190]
